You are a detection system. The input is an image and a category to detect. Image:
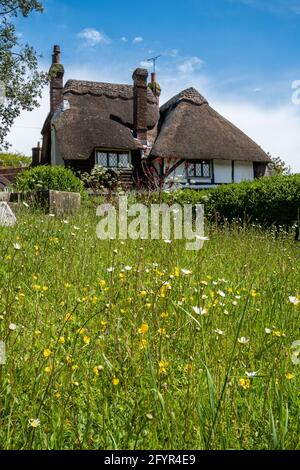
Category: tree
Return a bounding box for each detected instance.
[268,154,291,176]
[0,1,47,149]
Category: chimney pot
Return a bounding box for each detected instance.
[52,45,61,64]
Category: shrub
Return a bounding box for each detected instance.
[81,166,122,194]
[143,175,300,228]
[14,165,86,196]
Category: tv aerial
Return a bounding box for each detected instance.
[147,55,161,73]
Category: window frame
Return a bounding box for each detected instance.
[186,160,211,179]
[95,150,131,169]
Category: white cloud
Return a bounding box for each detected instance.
[121,37,128,42]
[178,57,204,75]
[140,61,151,68]
[78,28,111,46]
[133,36,143,44]
[170,49,179,58]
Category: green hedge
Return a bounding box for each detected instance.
[14,165,87,197]
[147,175,300,227]
[0,152,31,168]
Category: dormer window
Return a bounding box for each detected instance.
[95,151,130,169]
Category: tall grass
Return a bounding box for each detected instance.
[0,207,299,450]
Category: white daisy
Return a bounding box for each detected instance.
[192,306,207,316]
[246,371,258,378]
[181,269,192,275]
[28,418,40,428]
[238,337,250,345]
[214,329,225,336]
[289,296,300,306]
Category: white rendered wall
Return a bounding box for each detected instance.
[234,161,254,182]
[214,160,232,184]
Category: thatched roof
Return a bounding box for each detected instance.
[150,88,270,163]
[53,80,159,161]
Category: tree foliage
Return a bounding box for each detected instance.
[268,155,291,176]
[0,1,47,149]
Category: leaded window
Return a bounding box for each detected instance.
[95,151,130,168]
[186,161,211,178]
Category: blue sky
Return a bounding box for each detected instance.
[8,0,300,171]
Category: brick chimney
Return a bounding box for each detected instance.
[132,68,148,143]
[31,142,42,167]
[49,45,64,114]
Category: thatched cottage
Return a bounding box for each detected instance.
[37,46,270,189]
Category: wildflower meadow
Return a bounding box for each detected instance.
[0,207,299,450]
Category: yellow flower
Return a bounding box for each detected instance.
[65,313,73,322]
[64,283,71,289]
[139,339,148,350]
[239,378,251,390]
[158,360,169,375]
[93,365,104,377]
[285,373,295,381]
[77,327,87,335]
[55,392,61,399]
[32,275,38,281]
[161,312,169,319]
[273,330,285,338]
[174,267,180,278]
[112,378,120,386]
[58,336,65,345]
[44,366,53,374]
[43,349,52,358]
[72,365,79,372]
[145,303,152,309]
[100,321,108,332]
[119,273,125,280]
[99,280,107,288]
[42,286,49,292]
[138,323,149,335]
[184,364,193,374]
[32,284,41,291]
[158,328,167,336]
[83,335,91,345]
[66,355,74,364]
[139,290,147,298]
[91,295,98,304]
[5,255,12,261]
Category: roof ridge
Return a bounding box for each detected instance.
[63,79,157,104]
[160,87,208,113]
